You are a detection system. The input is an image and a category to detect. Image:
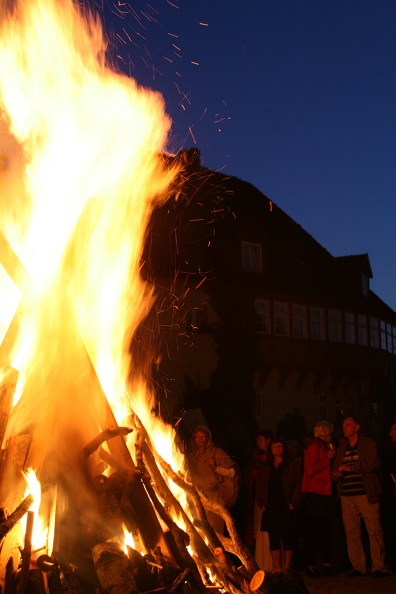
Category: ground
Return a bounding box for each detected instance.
[301,570,396,594]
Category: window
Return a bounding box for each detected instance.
[357,314,368,346]
[345,312,356,344]
[380,321,387,350]
[292,304,307,338]
[274,301,289,336]
[242,241,262,273]
[255,299,271,334]
[328,309,342,342]
[387,323,393,353]
[370,317,379,348]
[310,307,325,340]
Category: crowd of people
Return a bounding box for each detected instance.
[184,410,396,580]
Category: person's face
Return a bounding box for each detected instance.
[271,441,284,456]
[257,435,269,450]
[194,431,207,449]
[318,429,332,443]
[389,423,396,442]
[343,417,360,440]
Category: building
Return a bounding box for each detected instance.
[138,149,396,444]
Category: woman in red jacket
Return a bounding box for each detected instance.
[301,420,337,577]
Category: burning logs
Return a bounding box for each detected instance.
[0,423,310,594]
[92,542,138,594]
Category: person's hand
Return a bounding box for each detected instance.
[208,457,216,470]
[338,464,351,472]
[327,448,336,459]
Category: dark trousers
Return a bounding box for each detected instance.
[303,492,334,567]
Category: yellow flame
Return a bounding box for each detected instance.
[0,0,193,563]
[0,0,179,465]
[22,468,48,551]
[122,524,135,555]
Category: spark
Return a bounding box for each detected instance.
[121,28,133,42]
[188,127,196,143]
[199,22,209,27]
[195,277,207,289]
[191,61,199,66]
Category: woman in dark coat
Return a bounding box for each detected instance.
[255,437,303,569]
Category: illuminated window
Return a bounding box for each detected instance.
[328,309,342,342]
[370,317,379,348]
[255,299,271,334]
[345,312,356,344]
[292,304,307,338]
[310,307,325,340]
[357,314,368,346]
[242,241,262,273]
[274,301,289,336]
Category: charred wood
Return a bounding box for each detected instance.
[0,494,33,542]
[26,569,45,594]
[17,510,34,594]
[91,542,138,594]
[4,556,17,594]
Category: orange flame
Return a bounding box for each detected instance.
[0,0,181,510]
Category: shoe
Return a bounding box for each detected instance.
[345,569,365,577]
[371,570,388,578]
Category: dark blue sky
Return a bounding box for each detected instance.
[96,0,396,311]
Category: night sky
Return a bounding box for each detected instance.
[96,0,396,311]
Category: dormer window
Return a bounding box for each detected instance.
[242,241,262,273]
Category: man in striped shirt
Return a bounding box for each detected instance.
[332,416,387,578]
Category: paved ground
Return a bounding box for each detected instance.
[301,570,396,594]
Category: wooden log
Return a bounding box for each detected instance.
[58,561,86,594]
[80,427,133,460]
[0,494,33,542]
[0,367,18,463]
[4,556,17,594]
[126,546,160,593]
[17,510,34,594]
[135,427,249,592]
[46,562,64,594]
[258,569,310,594]
[91,542,138,594]
[26,569,45,594]
[0,434,30,512]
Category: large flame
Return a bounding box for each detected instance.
[0,0,181,507]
